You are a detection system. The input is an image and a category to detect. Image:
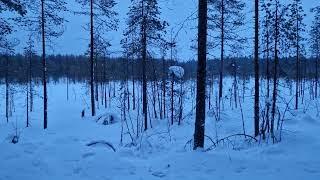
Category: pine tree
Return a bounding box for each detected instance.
[286,0,306,110]
[310,6,320,98]
[16,0,67,129]
[194,0,208,150]
[24,35,36,127]
[261,1,273,139]
[254,0,260,137]
[208,0,246,115]
[261,0,289,142]
[76,0,118,117]
[124,0,167,131]
[0,0,26,48]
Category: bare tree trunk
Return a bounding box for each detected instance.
[103,56,107,108]
[263,24,271,139]
[208,77,212,110]
[254,0,260,137]
[5,55,9,123]
[218,0,225,111]
[171,76,174,125]
[316,53,319,98]
[90,0,96,116]
[67,74,69,101]
[26,83,29,127]
[233,60,238,109]
[157,81,162,119]
[126,57,130,110]
[26,50,31,127]
[178,81,183,125]
[41,0,48,129]
[194,0,207,150]
[295,16,300,109]
[141,1,148,131]
[151,59,158,118]
[132,58,136,110]
[162,57,166,118]
[95,55,99,110]
[29,50,33,112]
[271,2,279,142]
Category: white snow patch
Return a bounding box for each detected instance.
[169,66,184,79]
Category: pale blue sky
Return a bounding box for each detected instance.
[9,0,320,60]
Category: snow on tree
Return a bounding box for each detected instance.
[168,66,184,79]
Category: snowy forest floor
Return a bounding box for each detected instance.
[0,80,320,180]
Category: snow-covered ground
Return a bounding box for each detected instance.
[0,78,319,180]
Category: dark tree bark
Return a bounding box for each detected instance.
[5,55,9,123]
[295,8,300,110]
[254,0,260,137]
[90,0,95,116]
[41,0,48,129]
[219,0,225,105]
[194,0,207,150]
[162,57,166,118]
[132,59,136,110]
[29,49,33,112]
[142,1,148,131]
[26,80,29,127]
[316,53,319,98]
[271,1,280,142]
[171,75,174,125]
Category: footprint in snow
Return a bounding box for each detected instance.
[152,171,166,178]
[150,164,170,178]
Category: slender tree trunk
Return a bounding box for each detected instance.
[264,23,271,138]
[295,4,300,110]
[219,0,225,106]
[5,55,9,123]
[178,82,183,125]
[103,56,107,108]
[26,83,29,127]
[29,51,33,112]
[26,51,32,127]
[126,57,130,110]
[171,76,174,125]
[254,0,260,137]
[194,0,207,150]
[95,55,99,109]
[316,52,319,98]
[132,67,136,110]
[141,1,148,131]
[41,0,48,129]
[67,73,69,101]
[233,62,238,108]
[90,0,96,116]
[162,57,166,118]
[271,2,279,142]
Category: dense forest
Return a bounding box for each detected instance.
[0,55,319,82]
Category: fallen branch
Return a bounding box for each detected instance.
[206,134,257,151]
[216,134,258,144]
[86,140,116,152]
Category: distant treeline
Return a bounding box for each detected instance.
[0,54,317,83]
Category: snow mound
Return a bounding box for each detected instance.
[95,112,119,125]
[169,66,184,79]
